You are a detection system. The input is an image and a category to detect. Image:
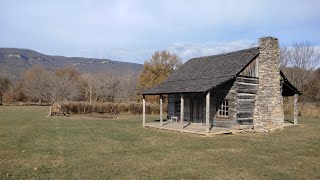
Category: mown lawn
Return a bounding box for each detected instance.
[0,106,319,179]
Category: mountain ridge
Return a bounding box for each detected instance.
[0,48,143,79]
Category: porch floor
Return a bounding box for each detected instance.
[143,121,298,136]
[143,121,236,136]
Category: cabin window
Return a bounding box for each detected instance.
[174,100,181,116]
[217,100,229,117]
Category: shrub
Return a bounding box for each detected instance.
[53,101,167,115]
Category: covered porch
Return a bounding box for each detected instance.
[143,121,236,136]
[142,92,219,136]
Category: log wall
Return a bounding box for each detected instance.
[236,76,259,129]
[210,79,238,128]
[167,76,259,130]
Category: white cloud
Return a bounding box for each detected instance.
[98,40,320,65]
[167,40,256,61]
[77,48,155,64]
[89,39,256,63]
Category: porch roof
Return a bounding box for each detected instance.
[281,71,302,96]
[142,47,259,95]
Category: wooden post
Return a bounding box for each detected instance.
[180,94,184,130]
[294,94,298,125]
[47,105,52,117]
[160,95,163,126]
[0,94,3,106]
[143,95,146,124]
[206,92,210,133]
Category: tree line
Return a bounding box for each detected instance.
[0,43,319,106]
[0,50,182,105]
[0,65,138,105]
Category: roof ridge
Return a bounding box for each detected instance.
[166,75,235,82]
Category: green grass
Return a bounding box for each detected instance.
[0,106,320,179]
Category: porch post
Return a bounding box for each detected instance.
[180,94,184,130]
[294,94,298,125]
[206,92,210,133]
[143,95,146,124]
[160,95,163,126]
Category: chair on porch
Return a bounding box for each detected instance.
[169,116,179,123]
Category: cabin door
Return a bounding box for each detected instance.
[192,100,202,123]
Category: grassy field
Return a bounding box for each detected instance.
[0,106,319,179]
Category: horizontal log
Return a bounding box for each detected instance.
[237,112,253,118]
[237,108,255,112]
[238,82,259,86]
[238,98,255,101]
[238,88,258,94]
[238,110,254,113]
[237,118,253,125]
[237,77,259,84]
[238,94,256,100]
[239,83,258,90]
[238,100,255,109]
[238,117,253,120]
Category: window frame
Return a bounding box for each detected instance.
[217,100,229,117]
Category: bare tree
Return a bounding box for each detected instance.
[305,68,320,103]
[94,73,120,102]
[79,73,94,102]
[23,65,52,103]
[54,67,82,101]
[115,72,139,101]
[280,47,291,69]
[3,80,25,102]
[281,41,320,102]
[23,65,82,103]
[80,72,120,102]
[0,76,9,105]
[290,42,320,70]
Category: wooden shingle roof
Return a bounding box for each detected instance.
[142,47,259,95]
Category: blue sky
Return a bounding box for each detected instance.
[0,0,319,64]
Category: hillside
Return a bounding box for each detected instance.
[0,48,143,78]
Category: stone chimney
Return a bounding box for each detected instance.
[253,37,284,132]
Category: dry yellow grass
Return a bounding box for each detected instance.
[0,106,320,179]
[283,98,320,118]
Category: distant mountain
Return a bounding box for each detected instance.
[0,48,143,79]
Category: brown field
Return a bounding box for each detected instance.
[0,106,319,179]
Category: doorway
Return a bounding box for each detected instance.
[191,100,203,123]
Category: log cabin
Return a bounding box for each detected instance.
[142,37,301,134]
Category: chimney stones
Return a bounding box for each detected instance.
[253,37,284,132]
